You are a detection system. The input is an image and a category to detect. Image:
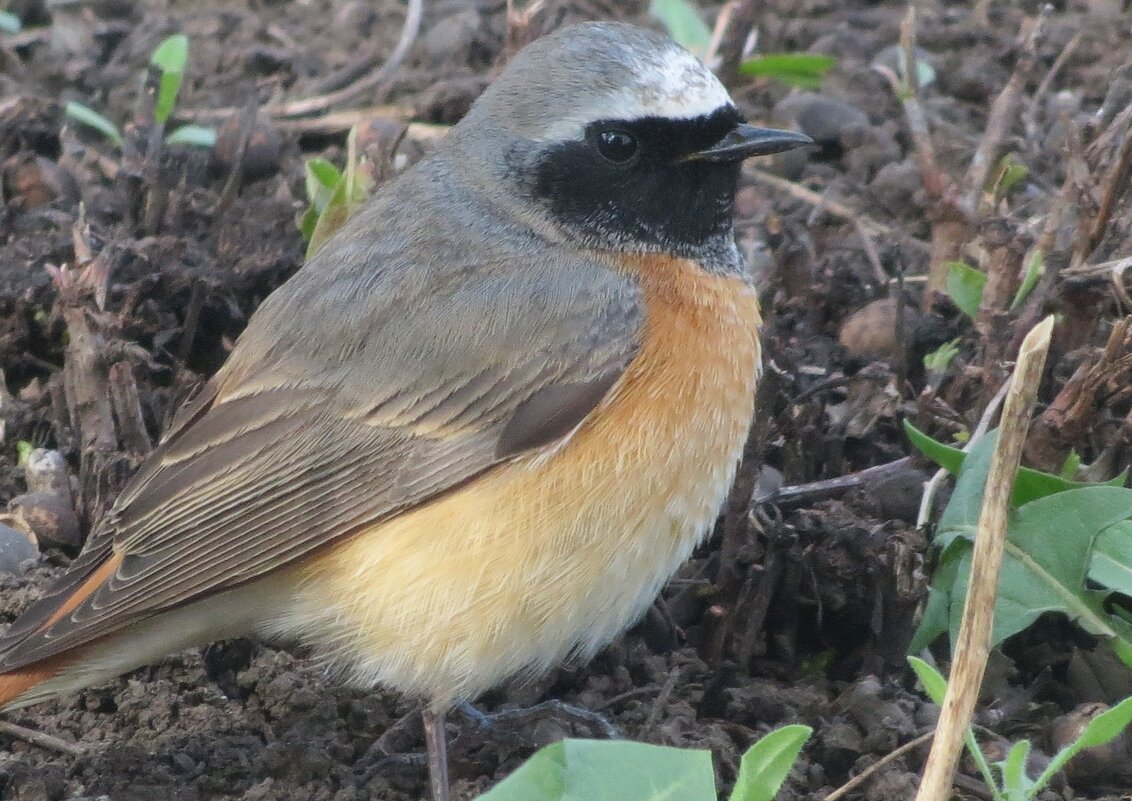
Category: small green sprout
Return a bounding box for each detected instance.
[739,53,836,90]
[299,127,374,258]
[1009,249,1044,311]
[150,33,188,126]
[923,338,961,375]
[910,656,1132,801]
[991,153,1029,201]
[944,261,987,318]
[15,440,34,466]
[648,0,836,87]
[64,34,214,150]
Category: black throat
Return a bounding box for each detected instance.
[529,106,746,256]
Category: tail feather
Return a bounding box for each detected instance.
[0,553,123,710]
[0,656,67,710]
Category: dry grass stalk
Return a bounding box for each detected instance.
[912,315,1054,801]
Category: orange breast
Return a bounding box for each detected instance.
[279,254,762,704]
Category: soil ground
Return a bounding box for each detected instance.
[2,0,1132,799]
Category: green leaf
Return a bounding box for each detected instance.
[903,419,964,473]
[903,422,1126,508]
[740,53,836,90]
[945,261,986,318]
[992,153,1029,200]
[15,441,34,466]
[907,657,1002,799]
[1010,249,1044,311]
[1091,520,1132,595]
[299,158,342,242]
[0,10,21,34]
[305,129,373,258]
[150,34,189,124]
[948,487,1132,649]
[909,537,966,652]
[475,739,717,801]
[923,338,960,374]
[1058,449,1081,481]
[998,739,1034,799]
[1034,696,1132,793]
[64,101,124,147]
[907,656,947,704]
[649,0,712,58]
[729,725,811,801]
[164,124,216,147]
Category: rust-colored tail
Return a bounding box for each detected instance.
[0,657,66,708]
[0,553,123,709]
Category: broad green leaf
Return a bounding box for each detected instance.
[909,542,963,652]
[1035,696,1132,792]
[164,124,216,147]
[649,0,711,58]
[998,739,1034,799]
[475,739,716,801]
[150,34,189,124]
[0,10,21,34]
[729,725,811,801]
[945,261,986,318]
[1091,520,1132,595]
[936,431,997,533]
[1010,249,1043,311]
[904,422,1126,509]
[740,54,836,90]
[946,487,1132,648]
[64,101,124,146]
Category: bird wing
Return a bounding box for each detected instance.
[0,221,642,670]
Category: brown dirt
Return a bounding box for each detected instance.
[2,0,1132,799]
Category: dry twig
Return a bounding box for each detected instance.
[913,316,1054,801]
[0,720,85,757]
[746,167,929,253]
[825,730,934,801]
[964,8,1051,216]
[182,0,422,123]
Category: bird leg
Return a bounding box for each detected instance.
[422,707,451,801]
[457,699,620,741]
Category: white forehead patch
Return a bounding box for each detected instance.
[541,46,734,141]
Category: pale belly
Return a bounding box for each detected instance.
[272,263,762,704]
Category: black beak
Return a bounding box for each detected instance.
[687,124,813,163]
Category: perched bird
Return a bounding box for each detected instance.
[0,21,809,800]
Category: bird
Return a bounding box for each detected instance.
[0,20,810,801]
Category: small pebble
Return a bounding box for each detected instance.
[8,492,82,550]
[0,521,39,574]
[213,114,283,182]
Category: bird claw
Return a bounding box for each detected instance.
[456,699,620,741]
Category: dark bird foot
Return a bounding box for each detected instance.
[456,699,620,741]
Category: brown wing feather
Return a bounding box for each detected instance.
[0,208,642,672]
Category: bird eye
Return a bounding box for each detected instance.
[594,129,639,164]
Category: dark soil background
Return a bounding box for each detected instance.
[2,0,1132,799]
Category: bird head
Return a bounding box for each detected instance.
[447,22,812,263]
